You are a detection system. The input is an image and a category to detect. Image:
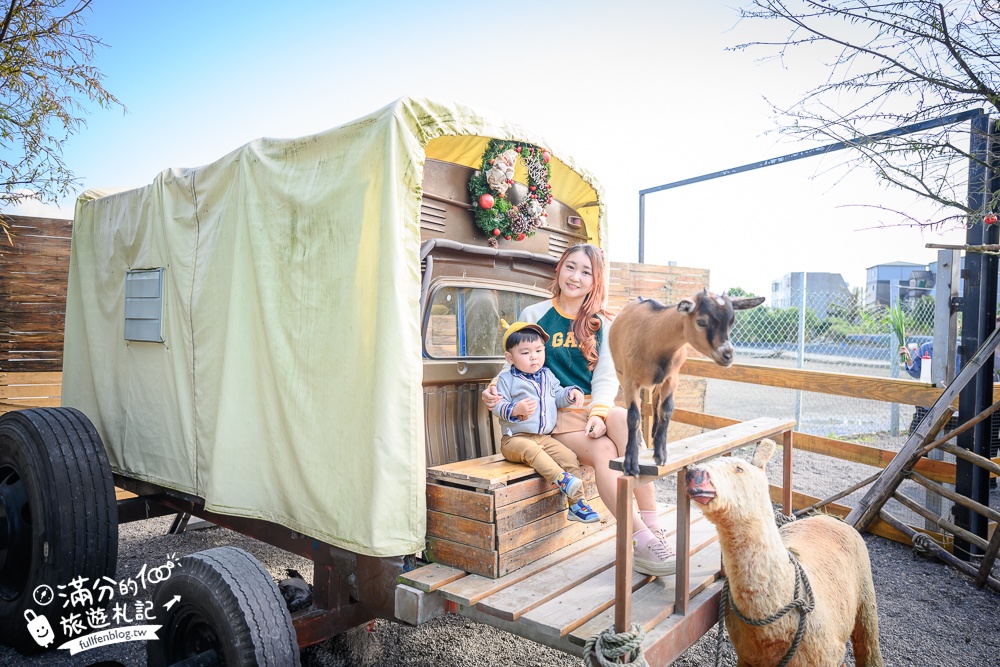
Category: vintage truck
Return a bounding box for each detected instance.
[0,97,602,660]
[0,97,792,665]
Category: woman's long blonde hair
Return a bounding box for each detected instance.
[551,243,612,371]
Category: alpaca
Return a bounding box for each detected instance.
[685,440,883,667]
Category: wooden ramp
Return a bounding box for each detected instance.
[399,504,724,661]
[399,416,796,665]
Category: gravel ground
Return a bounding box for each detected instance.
[3,458,998,667]
[4,370,999,667]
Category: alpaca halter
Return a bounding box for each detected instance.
[715,550,816,667]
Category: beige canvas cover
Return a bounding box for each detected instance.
[63,97,606,557]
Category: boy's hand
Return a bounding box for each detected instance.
[568,388,584,407]
[511,398,537,420]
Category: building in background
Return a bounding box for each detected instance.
[770,272,850,318]
[865,261,927,306]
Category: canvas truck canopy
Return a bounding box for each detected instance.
[63,97,606,557]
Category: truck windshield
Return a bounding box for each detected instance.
[425,287,545,359]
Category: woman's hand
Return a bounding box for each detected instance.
[586,415,607,439]
[482,384,501,410]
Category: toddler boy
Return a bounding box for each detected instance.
[492,321,600,523]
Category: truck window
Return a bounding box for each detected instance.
[424,287,545,359]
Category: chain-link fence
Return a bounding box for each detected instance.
[702,284,994,548]
[718,284,935,440]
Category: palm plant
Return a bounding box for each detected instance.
[885,305,910,363]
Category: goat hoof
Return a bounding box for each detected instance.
[624,456,640,478]
[654,446,667,467]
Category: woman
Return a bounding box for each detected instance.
[483,243,675,576]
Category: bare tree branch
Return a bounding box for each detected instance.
[0,0,122,236]
[736,0,1000,230]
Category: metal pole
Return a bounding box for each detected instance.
[794,273,806,429]
[956,112,997,560]
[889,281,900,436]
[638,109,985,198]
[638,193,645,264]
[925,250,961,529]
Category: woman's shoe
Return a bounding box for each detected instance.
[633,539,676,576]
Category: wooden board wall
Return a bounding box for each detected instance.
[0,215,72,372]
[607,262,711,440]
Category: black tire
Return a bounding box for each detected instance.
[0,407,118,654]
[148,546,301,667]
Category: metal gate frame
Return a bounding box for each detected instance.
[637,108,998,559]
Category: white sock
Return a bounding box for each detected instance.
[640,509,661,534]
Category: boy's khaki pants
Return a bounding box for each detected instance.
[500,432,584,502]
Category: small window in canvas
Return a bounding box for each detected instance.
[124,268,164,342]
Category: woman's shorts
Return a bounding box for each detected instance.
[553,407,589,435]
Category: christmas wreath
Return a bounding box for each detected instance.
[468,139,553,247]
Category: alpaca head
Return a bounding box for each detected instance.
[685,439,776,524]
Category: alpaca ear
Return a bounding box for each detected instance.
[751,439,776,470]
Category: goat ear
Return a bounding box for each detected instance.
[750,439,776,470]
[677,298,696,314]
[731,296,765,310]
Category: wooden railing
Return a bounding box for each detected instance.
[608,417,796,642]
[663,358,1000,546]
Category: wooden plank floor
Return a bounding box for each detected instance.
[400,503,723,661]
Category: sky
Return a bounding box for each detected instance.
[5,0,974,299]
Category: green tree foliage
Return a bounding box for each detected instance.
[0,1,123,228]
[826,287,865,325]
[732,305,821,343]
[736,1,1000,228]
[909,295,936,335]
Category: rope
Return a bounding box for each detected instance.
[911,531,938,555]
[583,624,648,667]
[714,552,815,667]
[774,509,796,527]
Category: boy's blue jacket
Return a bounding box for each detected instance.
[492,366,578,436]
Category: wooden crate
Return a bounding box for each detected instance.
[426,455,611,578]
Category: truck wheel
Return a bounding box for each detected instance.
[0,407,118,654]
[148,546,300,667]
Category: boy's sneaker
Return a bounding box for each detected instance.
[555,471,583,499]
[633,539,676,577]
[567,499,600,523]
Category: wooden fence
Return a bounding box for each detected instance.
[0,215,71,372]
[671,358,1000,547]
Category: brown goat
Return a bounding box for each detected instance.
[608,291,764,476]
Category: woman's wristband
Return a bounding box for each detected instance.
[589,404,610,420]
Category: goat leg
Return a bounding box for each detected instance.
[624,400,642,477]
[651,393,674,467]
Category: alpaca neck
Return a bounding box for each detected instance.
[715,510,795,616]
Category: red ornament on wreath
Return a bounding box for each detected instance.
[479,194,495,210]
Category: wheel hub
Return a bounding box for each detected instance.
[0,463,32,601]
[168,605,224,665]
